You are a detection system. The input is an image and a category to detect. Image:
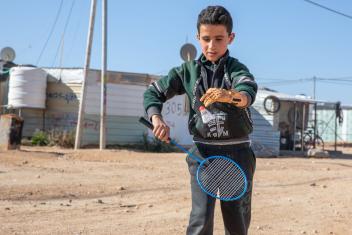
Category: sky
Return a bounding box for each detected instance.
[1,0,352,105]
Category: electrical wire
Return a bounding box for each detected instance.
[303,0,352,20]
[66,15,83,65]
[259,78,312,85]
[318,80,352,86]
[256,77,294,82]
[317,76,352,80]
[317,77,352,82]
[35,0,64,66]
[259,76,352,87]
[51,0,76,67]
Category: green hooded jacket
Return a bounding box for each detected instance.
[143,55,257,140]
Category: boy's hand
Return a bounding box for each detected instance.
[151,115,170,143]
[200,88,248,108]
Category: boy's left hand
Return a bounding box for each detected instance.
[200,88,248,108]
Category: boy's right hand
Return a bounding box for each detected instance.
[151,115,170,143]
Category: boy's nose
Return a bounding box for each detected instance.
[208,40,215,49]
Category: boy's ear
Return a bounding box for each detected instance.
[228,32,235,44]
[196,33,200,40]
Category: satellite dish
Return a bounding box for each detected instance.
[0,47,16,62]
[180,43,197,62]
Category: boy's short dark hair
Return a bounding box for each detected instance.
[197,6,233,34]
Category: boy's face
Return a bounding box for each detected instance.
[197,24,234,62]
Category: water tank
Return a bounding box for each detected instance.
[8,66,47,109]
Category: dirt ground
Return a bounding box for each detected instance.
[1,146,352,235]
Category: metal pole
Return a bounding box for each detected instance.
[100,0,107,150]
[0,78,2,112]
[334,102,338,151]
[313,102,317,148]
[74,0,97,150]
[293,102,297,151]
[301,103,306,151]
[313,76,317,148]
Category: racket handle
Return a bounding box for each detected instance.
[139,117,154,130]
[139,117,173,142]
[139,116,203,163]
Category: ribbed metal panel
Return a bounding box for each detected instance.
[84,83,145,116]
[19,69,149,145]
[250,94,280,156]
[81,115,145,146]
[316,109,352,142]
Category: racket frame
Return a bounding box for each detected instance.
[139,117,248,201]
[196,155,248,201]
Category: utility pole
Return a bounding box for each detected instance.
[75,0,97,150]
[100,0,107,150]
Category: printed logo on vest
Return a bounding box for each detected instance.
[206,111,229,138]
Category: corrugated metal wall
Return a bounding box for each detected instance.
[316,107,352,143]
[341,109,352,142]
[81,71,148,145]
[250,92,280,156]
[20,82,81,137]
[0,79,9,112]
[18,69,153,146]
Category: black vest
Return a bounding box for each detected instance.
[188,54,253,141]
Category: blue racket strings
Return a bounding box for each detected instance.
[197,156,247,200]
[139,117,247,201]
[145,136,247,201]
[170,139,247,200]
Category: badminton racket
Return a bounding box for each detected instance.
[139,117,248,201]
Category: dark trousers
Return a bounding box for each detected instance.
[186,143,256,235]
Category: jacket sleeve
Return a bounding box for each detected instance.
[230,62,257,105]
[143,65,186,119]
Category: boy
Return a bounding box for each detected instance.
[143,5,257,235]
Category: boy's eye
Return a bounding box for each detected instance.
[201,37,224,43]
